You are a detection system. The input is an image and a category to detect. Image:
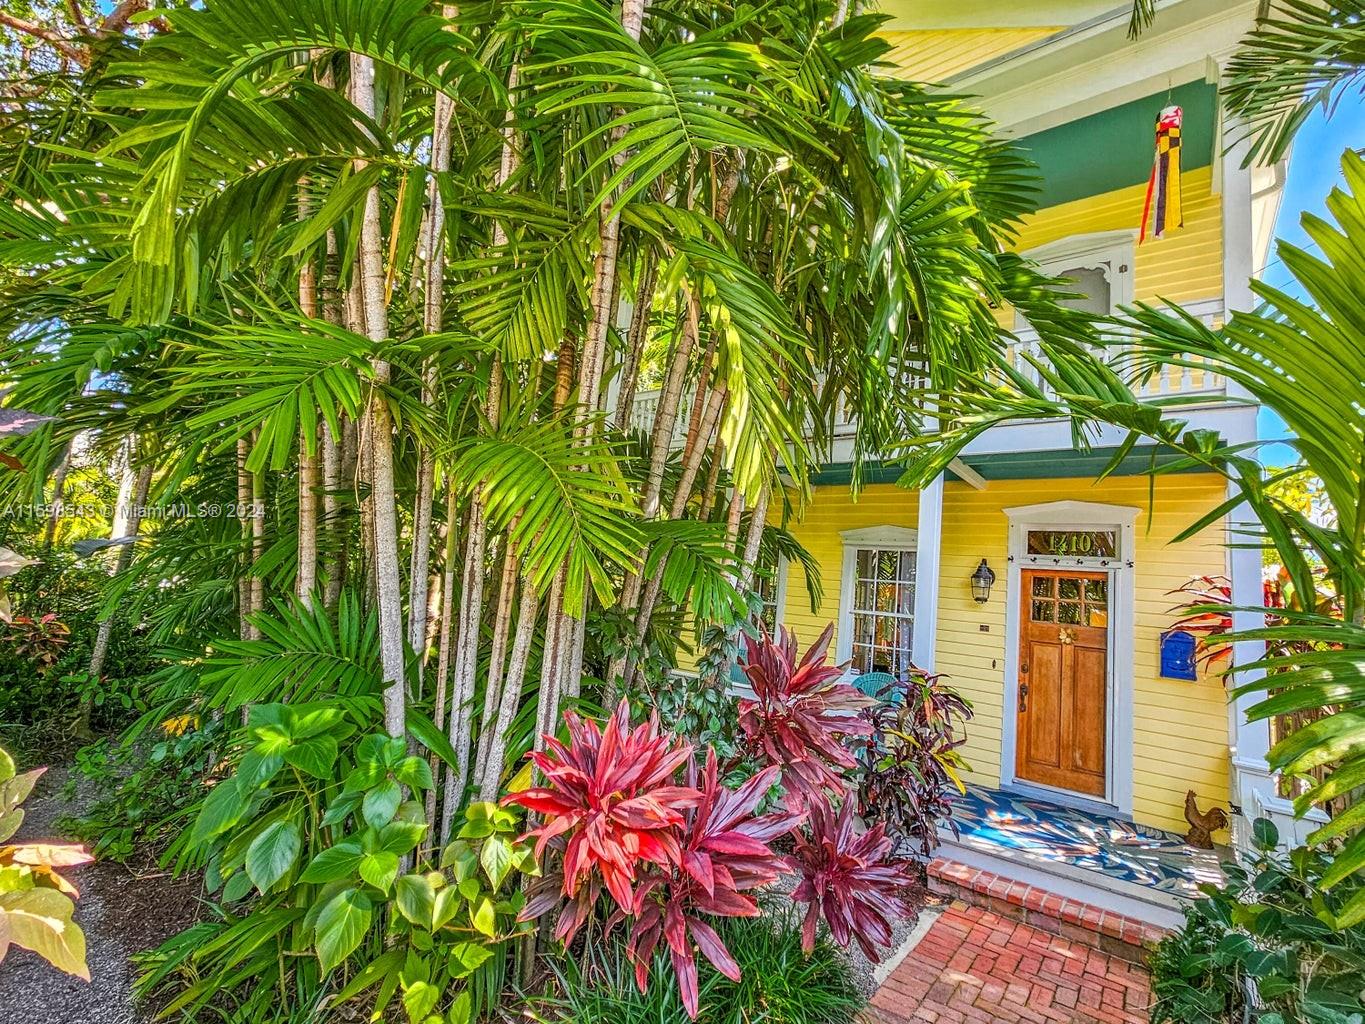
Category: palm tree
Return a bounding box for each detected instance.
[0,0,1104,971]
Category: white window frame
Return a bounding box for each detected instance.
[755,555,788,634]
[1001,500,1139,817]
[1018,230,1137,326]
[835,525,919,673]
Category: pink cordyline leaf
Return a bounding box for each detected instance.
[788,795,917,960]
[627,749,802,1018]
[503,700,700,937]
[736,624,873,807]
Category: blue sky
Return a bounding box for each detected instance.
[1255,99,1365,461]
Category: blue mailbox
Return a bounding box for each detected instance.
[1160,629,1198,681]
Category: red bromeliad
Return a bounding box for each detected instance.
[736,624,873,807]
[789,795,917,959]
[503,700,700,914]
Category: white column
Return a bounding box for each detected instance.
[913,473,944,672]
[1219,101,1257,402]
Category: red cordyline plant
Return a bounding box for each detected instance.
[789,795,917,958]
[625,751,801,1016]
[736,623,873,807]
[508,660,919,1019]
[506,700,699,914]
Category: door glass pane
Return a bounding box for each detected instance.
[1032,576,1054,597]
[1031,600,1055,622]
[1058,577,1080,600]
[1059,602,1081,625]
[1085,578,1107,602]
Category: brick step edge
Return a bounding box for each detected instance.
[927,857,1171,965]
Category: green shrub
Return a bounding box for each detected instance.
[540,903,865,1024]
[1151,819,1365,1024]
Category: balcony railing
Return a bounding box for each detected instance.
[1006,297,1227,402]
[622,297,1229,446]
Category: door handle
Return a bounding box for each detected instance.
[1018,682,1029,713]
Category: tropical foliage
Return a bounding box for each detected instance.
[0,0,1061,1015]
[0,746,91,978]
[508,688,917,1019]
[1151,818,1365,1024]
[855,667,973,860]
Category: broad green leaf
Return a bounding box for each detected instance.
[300,842,364,883]
[191,779,247,844]
[315,888,373,973]
[447,991,472,1024]
[362,780,402,829]
[479,836,513,890]
[283,736,339,779]
[446,942,492,979]
[394,873,435,927]
[402,980,440,1024]
[470,897,496,938]
[393,756,433,790]
[358,851,400,893]
[245,821,301,893]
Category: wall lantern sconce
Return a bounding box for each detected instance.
[970,559,996,603]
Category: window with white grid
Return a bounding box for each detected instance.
[847,547,916,676]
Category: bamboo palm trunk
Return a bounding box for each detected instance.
[297,211,320,605]
[440,65,521,841]
[351,53,406,739]
[83,448,153,735]
[407,85,456,669]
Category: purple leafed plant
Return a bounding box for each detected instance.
[735,624,873,808]
[788,794,918,959]
[856,667,973,859]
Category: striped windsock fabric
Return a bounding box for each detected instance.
[1140,104,1183,242]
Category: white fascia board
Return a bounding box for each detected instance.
[950,0,1259,135]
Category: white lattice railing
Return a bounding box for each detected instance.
[1005,297,1227,401]
[621,298,1229,445]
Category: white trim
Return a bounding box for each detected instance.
[839,525,919,548]
[1021,231,1136,315]
[762,555,789,632]
[948,457,987,491]
[943,0,1260,136]
[836,526,919,667]
[1000,500,1139,816]
[913,476,944,672]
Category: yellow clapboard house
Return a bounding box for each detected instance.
[619,0,1292,926]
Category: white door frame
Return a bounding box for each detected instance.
[1000,500,1139,817]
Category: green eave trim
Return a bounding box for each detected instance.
[810,443,1212,488]
[1019,80,1217,209]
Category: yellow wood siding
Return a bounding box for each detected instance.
[1012,165,1224,306]
[770,475,1231,837]
[933,475,1231,837]
[878,28,1063,82]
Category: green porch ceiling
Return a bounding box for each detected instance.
[1019,80,1217,208]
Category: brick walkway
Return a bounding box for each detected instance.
[869,902,1152,1024]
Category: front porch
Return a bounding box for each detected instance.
[930,785,1229,936]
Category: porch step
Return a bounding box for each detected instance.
[927,849,1178,965]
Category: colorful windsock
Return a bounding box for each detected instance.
[1140,105,1183,242]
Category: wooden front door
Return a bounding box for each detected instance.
[1016,569,1109,797]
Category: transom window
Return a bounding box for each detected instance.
[1026,529,1117,559]
[848,547,916,676]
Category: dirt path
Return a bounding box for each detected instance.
[0,763,202,1023]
